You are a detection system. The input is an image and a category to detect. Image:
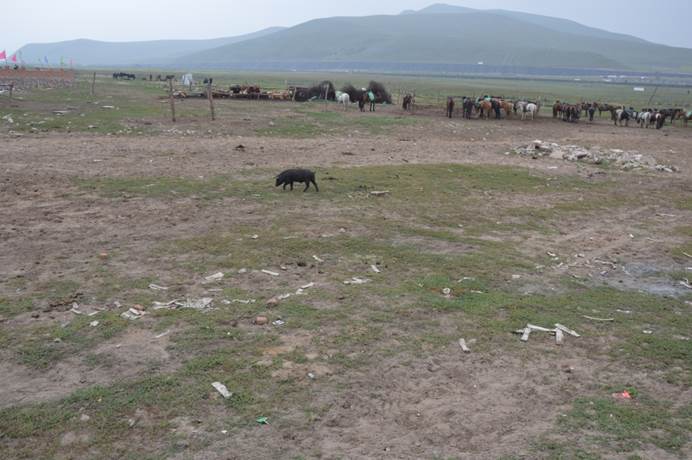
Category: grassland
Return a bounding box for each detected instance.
[0,73,690,459]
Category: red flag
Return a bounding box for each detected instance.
[10,53,17,62]
[0,50,6,60]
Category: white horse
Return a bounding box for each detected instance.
[337,92,351,109]
[615,109,630,127]
[638,111,651,128]
[523,103,539,120]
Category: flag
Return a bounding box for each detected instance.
[10,53,17,63]
[0,50,6,60]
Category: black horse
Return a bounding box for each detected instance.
[462,98,474,119]
[446,97,455,118]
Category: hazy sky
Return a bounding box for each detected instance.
[3,0,692,54]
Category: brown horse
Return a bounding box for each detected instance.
[478,100,492,120]
[553,101,561,118]
[501,100,513,119]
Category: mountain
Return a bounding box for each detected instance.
[16,27,285,67]
[407,4,643,44]
[176,4,692,72]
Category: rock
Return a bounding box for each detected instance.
[266,298,280,308]
[254,316,269,326]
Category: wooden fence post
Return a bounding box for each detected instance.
[9,83,13,100]
[91,72,96,96]
[207,81,215,121]
[168,78,176,123]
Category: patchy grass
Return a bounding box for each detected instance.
[559,392,691,454]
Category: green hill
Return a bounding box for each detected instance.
[177,5,692,72]
[16,27,284,67]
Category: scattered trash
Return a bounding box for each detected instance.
[312,255,324,263]
[89,320,99,327]
[121,308,146,320]
[371,264,381,273]
[256,417,269,425]
[307,372,316,380]
[442,288,452,297]
[583,315,615,322]
[272,319,285,327]
[153,298,213,310]
[277,293,291,300]
[514,323,580,344]
[370,191,390,196]
[149,283,169,291]
[154,330,170,339]
[221,430,228,434]
[238,268,248,274]
[643,330,653,335]
[343,277,370,285]
[458,338,471,353]
[300,283,315,290]
[555,324,580,337]
[204,272,224,282]
[231,299,256,304]
[616,309,632,314]
[679,279,692,290]
[261,269,280,277]
[211,382,232,399]
[254,316,269,326]
[251,234,259,240]
[612,390,632,400]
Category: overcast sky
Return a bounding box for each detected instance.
[4,0,692,54]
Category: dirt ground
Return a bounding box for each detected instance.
[0,100,691,459]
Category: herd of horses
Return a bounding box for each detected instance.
[424,96,541,121]
[552,101,690,128]
[399,94,690,128]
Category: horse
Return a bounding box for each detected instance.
[337,92,351,109]
[462,98,474,119]
[477,99,492,120]
[500,100,514,119]
[637,111,652,128]
[402,94,413,111]
[678,110,692,126]
[614,108,630,127]
[523,103,539,121]
[553,101,562,118]
[563,104,580,123]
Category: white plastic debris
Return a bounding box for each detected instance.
[343,277,370,285]
[154,330,171,339]
[272,320,285,327]
[312,255,324,263]
[204,272,224,282]
[211,382,232,399]
[149,283,169,291]
[121,308,145,320]
[371,264,381,273]
[178,298,213,310]
[261,270,280,277]
[90,320,99,327]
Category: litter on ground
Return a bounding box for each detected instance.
[211,382,232,399]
